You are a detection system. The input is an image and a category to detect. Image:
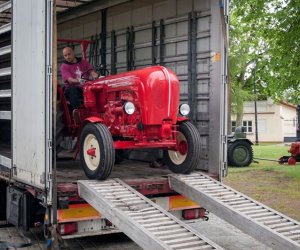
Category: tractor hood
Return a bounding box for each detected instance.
[94,66,180,125]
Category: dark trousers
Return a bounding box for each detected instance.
[64,86,83,111]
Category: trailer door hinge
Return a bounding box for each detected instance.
[47,173,52,182]
[48,140,52,149]
[47,65,52,76]
[224,15,229,24]
[221,162,228,177]
[221,135,227,144]
[223,75,228,85]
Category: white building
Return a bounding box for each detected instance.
[231,99,298,143]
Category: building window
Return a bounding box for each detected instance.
[243,120,253,133]
[231,121,236,133]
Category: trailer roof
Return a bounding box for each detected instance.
[0,0,130,26]
[0,0,95,25]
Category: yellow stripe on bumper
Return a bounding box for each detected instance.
[169,195,200,211]
[58,204,101,223]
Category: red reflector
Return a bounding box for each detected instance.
[182,208,206,220]
[58,222,78,235]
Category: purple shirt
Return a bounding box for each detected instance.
[61,58,93,89]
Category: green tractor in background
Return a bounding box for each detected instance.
[227,127,254,167]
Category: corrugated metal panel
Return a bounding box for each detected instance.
[0,44,10,56]
[0,67,10,76]
[0,22,10,35]
[0,1,11,13]
[0,89,10,97]
[0,0,11,169]
[0,110,10,119]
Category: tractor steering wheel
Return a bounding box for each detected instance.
[95,64,109,76]
[80,68,94,81]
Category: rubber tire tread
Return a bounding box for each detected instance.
[163,121,201,174]
[80,123,115,180]
[227,140,253,167]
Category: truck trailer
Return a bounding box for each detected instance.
[0,0,228,240]
[1,1,300,250]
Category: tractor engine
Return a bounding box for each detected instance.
[103,90,141,137]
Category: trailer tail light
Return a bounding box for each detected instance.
[182,208,206,220]
[58,222,78,235]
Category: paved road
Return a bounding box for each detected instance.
[0,213,271,250]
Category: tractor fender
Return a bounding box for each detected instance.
[228,138,253,145]
[83,116,104,125]
[176,117,189,123]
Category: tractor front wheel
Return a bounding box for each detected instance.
[80,123,115,180]
[163,121,201,174]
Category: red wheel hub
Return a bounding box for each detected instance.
[288,157,296,165]
[178,141,188,155]
[87,148,96,157]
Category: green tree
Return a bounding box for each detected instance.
[230,0,300,128]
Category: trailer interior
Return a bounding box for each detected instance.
[0,0,227,237]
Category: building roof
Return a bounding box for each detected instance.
[279,101,297,109]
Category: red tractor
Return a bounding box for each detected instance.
[278,102,300,165]
[57,65,201,180]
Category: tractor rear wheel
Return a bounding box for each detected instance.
[227,140,253,167]
[163,121,201,174]
[80,123,115,180]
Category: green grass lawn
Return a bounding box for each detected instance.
[224,144,300,221]
[228,144,300,180]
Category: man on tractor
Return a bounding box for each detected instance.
[61,46,98,112]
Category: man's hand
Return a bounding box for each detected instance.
[79,78,85,85]
[91,71,99,79]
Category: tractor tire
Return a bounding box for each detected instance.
[227,140,253,167]
[80,123,115,180]
[163,121,201,174]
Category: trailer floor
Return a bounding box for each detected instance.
[56,157,172,183]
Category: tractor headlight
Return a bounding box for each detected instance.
[124,102,135,115]
[179,104,190,116]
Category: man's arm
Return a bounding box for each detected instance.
[66,77,81,84]
[61,63,82,85]
[82,59,99,79]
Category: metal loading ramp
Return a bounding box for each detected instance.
[168,173,300,250]
[78,179,224,250]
